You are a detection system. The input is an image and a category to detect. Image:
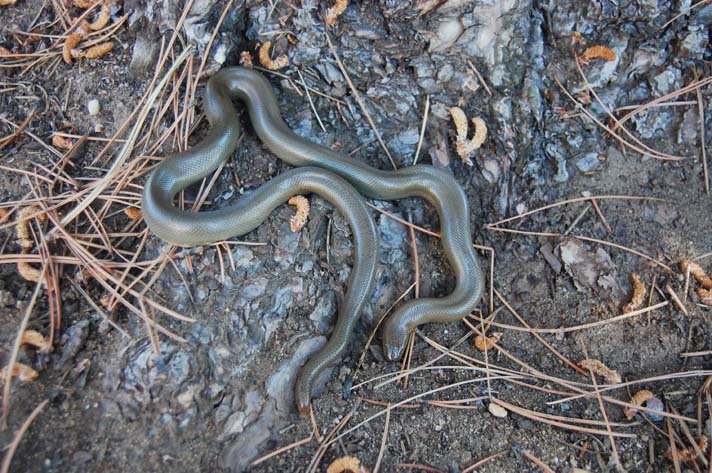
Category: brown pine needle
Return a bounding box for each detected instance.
[0,399,48,473]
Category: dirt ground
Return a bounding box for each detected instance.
[1,0,712,472]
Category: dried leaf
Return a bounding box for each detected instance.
[578,359,621,384]
[287,196,309,232]
[123,207,142,220]
[580,45,617,62]
[474,332,502,351]
[0,0,17,5]
[52,134,75,150]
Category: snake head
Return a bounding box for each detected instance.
[382,320,409,361]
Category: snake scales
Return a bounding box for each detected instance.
[142,67,483,413]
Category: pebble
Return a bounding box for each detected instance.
[488,402,508,418]
[87,99,100,116]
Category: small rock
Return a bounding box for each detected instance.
[87,99,100,116]
[488,402,508,418]
[575,152,601,172]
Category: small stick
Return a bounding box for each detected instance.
[461,452,505,472]
[2,268,46,427]
[580,339,623,471]
[488,194,663,227]
[324,30,397,170]
[413,94,430,165]
[694,69,709,194]
[0,400,48,473]
[563,204,590,235]
[666,284,689,316]
[522,450,555,473]
[662,0,711,29]
[467,60,492,96]
[296,68,326,132]
[590,197,612,233]
[373,403,391,473]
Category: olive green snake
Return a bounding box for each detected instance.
[142,67,483,413]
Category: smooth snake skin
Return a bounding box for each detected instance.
[142,67,483,413]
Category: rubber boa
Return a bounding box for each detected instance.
[142,66,483,412]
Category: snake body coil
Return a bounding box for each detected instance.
[142,67,483,413]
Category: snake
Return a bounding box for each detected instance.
[142,66,484,413]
